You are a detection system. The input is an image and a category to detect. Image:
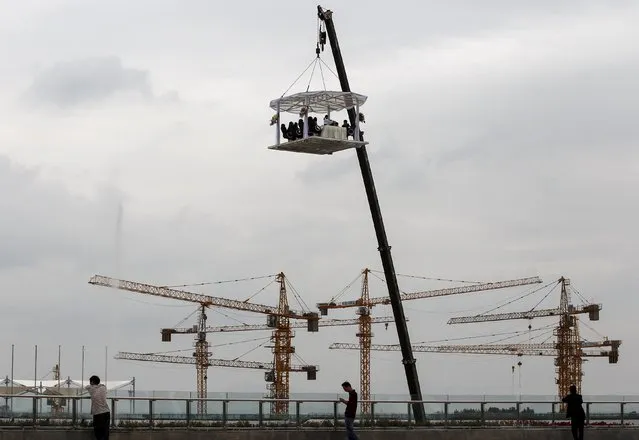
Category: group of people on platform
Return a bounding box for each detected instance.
[270,112,365,142]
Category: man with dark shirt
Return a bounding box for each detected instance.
[562,385,586,440]
[340,381,358,440]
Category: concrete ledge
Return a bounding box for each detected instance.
[1,428,638,440]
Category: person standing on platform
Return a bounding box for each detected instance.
[562,384,586,440]
[340,381,359,440]
[86,375,110,440]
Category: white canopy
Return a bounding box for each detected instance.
[0,378,134,396]
[270,90,367,114]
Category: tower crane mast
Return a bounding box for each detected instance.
[357,269,372,416]
[269,273,294,415]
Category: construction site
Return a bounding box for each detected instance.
[73,4,623,424]
[82,268,620,420]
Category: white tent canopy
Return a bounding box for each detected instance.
[270,90,367,114]
[0,378,134,396]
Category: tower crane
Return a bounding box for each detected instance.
[319,271,542,416]
[442,277,610,399]
[88,273,319,415]
[158,273,360,416]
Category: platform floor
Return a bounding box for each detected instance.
[268,136,368,155]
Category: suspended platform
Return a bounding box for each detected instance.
[267,90,368,155]
[268,137,368,155]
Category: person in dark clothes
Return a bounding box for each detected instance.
[286,121,296,140]
[340,381,358,440]
[307,116,317,136]
[281,123,290,141]
[562,385,585,440]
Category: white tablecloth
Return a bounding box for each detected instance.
[321,125,347,140]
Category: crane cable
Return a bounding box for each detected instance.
[527,280,560,312]
[474,280,558,316]
[413,324,555,345]
[370,269,482,285]
[232,339,271,361]
[162,274,276,289]
[172,308,201,329]
[285,277,311,313]
[242,277,278,303]
[279,16,339,98]
[328,272,364,303]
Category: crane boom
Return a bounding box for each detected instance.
[329,341,620,358]
[318,276,542,310]
[448,304,601,324]
[89,275,315,319]
[114,351,318,372]
[317,4,425,422]
[165,315,397,335]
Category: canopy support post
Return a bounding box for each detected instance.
[303,98,309,139]
[354,102,360,142]
[276,102,281,145]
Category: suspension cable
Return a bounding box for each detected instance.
[477,280,558,315]
[280,57,319,98]
[528,281,560,311]
[328,272,364,303]
[243,277,277,303]
[163,274,277,289]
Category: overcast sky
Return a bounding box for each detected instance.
[0,0,637,401]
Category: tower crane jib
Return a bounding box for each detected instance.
[317,276,542,311]
[89,275,318,320]
[114,352,319,372]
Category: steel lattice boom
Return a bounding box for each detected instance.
[448,304,601,324]
[318,276,542,311]
[89,275,317,320]
[115,352,318,372]
[329,341,620,359]
[163,316,396,336]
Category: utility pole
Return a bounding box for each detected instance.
[317,5,426,423]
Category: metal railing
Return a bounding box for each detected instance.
[0,394,637,429]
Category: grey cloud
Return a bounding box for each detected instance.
[25,56,161,108]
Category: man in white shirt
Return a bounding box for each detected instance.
[85,375,110,440]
